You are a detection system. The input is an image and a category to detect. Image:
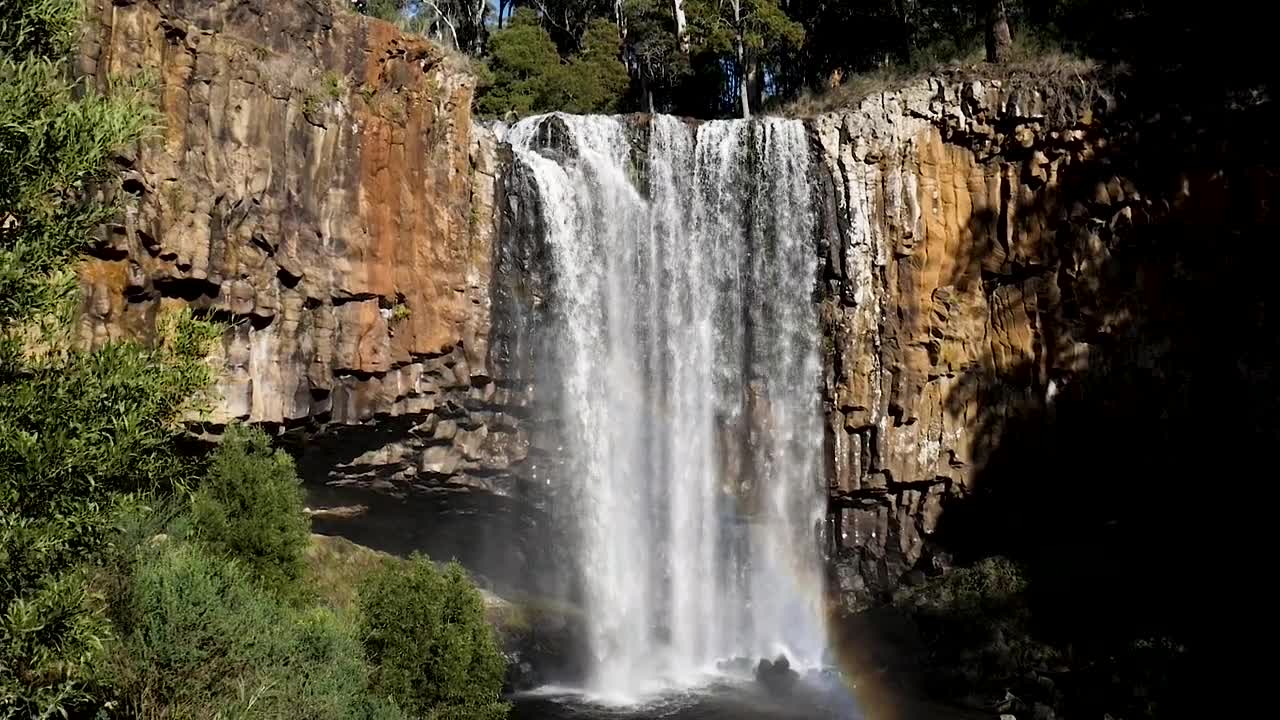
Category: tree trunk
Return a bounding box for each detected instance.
[985,0,1012,63]
[895,0,917,63]
[672,0,690,53]
[732,0,749,118]
[745,51,763,114]
[473,0,487,49]
[615,0,627,44]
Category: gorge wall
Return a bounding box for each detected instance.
[77,0,537,503]
[78,0,1277,616]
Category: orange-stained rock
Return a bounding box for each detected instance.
[813,76,1113,609]
[76,0,524,495]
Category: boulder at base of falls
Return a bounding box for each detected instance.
[755,655,799,695]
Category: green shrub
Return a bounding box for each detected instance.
[360,556,508,720]
[934,555,1027,609]
[0,568,113,716]
[2,0,216,711]
[109,542,403,720]
[190,425,310,597]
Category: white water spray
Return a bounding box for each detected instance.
[508,113,828,700]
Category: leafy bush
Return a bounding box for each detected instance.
[109,541,404,720]
[921,555,1028,610]
[190,425,310,597]
[360,556,508,720]
[1,123,216,718]
[1,1,219,712]
[0,568,113,716]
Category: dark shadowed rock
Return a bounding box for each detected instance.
[754,655,799,695]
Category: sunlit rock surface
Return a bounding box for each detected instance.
[77,0,1272,626]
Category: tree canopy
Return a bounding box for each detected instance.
[353,0,1266,119]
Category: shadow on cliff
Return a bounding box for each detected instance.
[917,38,1278,718]
[287,419,563,601]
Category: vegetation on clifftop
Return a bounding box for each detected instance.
[0,1,508,716]
[352,1,1262,120]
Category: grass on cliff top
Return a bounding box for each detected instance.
[782,32,1104,120]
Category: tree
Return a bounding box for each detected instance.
[475,9,564,116]
[477,8,628,117]
[985,0,1012,62]
[624,0,691,112]
[1,1,220,712]
[685,0,803,117]
[190,425,311,598]
[360,556,507,720]
[729,0,749,116]
[671,0,689,53]
[515,0,614,53]
[563,17,631,113]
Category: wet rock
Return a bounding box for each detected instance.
[755,655,799,695]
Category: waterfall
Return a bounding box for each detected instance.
[507,113,827,700]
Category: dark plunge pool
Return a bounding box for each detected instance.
[509,671,862,720]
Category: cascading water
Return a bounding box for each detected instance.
[507,113,828,701]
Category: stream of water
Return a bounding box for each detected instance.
[506,113,832,707]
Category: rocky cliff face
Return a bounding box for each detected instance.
[78,0,534,496]
[815,72,1277,615]
[812,79,1084,608]
[79,0,1274,616]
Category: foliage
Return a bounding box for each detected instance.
[904,556,1027,612]
[501,0,612,54]
[389,303,412,322]
[691,0,803,59]
[355,0,1261,118]
[1,25,156,330]
[560,18,629,114]
[1,36,216,700]
[1,308,218,603]
[107,541,405,720]
[476,9,627,118]
[622,0,690,111]
[474,9,561,117]
[190,425,311,598]
[0,308,218,715]
[0,568,113,716]
[360,555,508,720]
[0,2,222,714]
[891,558,1058,710]
[0,0,83,64]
